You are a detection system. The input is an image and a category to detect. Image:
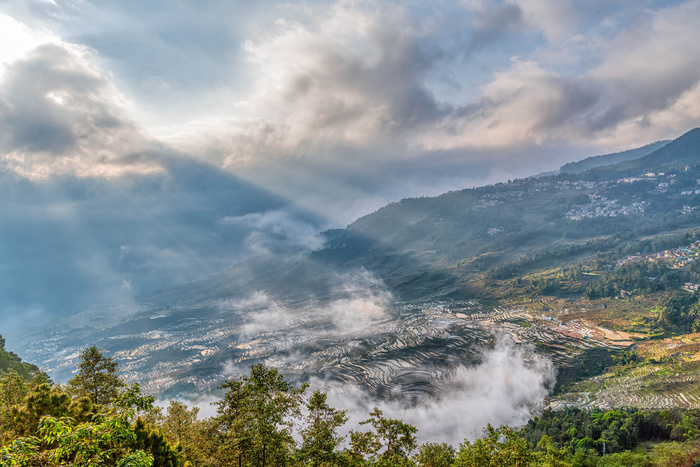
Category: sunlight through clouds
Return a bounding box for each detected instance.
[0,13,53,77]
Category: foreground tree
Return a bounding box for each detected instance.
[160,401,208,467]
[349,407,417,466]
[413,442,455,467]
[454,425,568,467]
[455,424,535,467]
[67,346,125,406]
[1,384,157,466]
[296,390,348,466]
[210,364,306,466]
[6,383,93,438]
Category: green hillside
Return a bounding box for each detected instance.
[0,335,44,381]
[313,128,700,303]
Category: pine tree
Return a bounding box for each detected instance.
[296,390,348,466]
[210,364,306,466]
[67,345,125,406]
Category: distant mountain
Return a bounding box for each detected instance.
[560,140,669,174]
[628,127,700,168]
[585,127,700,180]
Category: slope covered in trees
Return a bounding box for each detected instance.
[309,128,700,302]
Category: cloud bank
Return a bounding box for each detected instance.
[166,1,700,162]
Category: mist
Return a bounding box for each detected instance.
[0,160,327,346]
[318,337,554,446]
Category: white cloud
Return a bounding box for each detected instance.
[222,209,326,254]
[233,269,392,339]
[307,336,554,446]
[0,41,164,180]
[512,0,579,42]
[585,0,700,145]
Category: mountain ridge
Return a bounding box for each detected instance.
[560,140,670,174]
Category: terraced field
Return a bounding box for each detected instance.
[23,295,642,404]
[549,336,700,410]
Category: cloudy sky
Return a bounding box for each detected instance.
[2,0,700,224]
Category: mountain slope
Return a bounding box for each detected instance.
[560,140,669,174]
[586,128,700,180]
[311,128,700,300]
[0,334,44,380]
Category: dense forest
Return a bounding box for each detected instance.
[3,344,700,466]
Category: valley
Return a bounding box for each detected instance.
[23,294,637,404]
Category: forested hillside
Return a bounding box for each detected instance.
[311,128,700,302]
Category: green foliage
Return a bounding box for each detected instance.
[583,261,681,299]
[455,424,536,466]
[0,335,46,382]
[210,363,306,467]
[1,371,29,444]
[519,406,700,465]
[133,418,181,467]
[454,425,570,467]
[657,291,700,333]
[67,346,126,407]
[0,384,157,467]
[6,383,94,438]
[159,401,207,467]
[296,390,348,467]
[349,407,418,465]
[413,442,455,467]
[0,342,181,467]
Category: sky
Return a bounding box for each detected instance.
[2,0,700,225]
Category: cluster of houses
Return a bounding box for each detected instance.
[615,241,700,289]
[565,195,648,221]
[643,242,700,269]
